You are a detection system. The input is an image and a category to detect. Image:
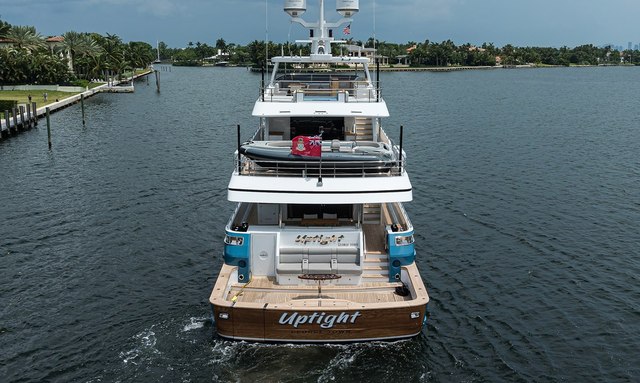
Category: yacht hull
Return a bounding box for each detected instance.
[210,263,429,343]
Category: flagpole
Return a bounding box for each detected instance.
[317,155,323,187]
[373,0,376,51]
[265,0,268,73]
[317,131,323,187]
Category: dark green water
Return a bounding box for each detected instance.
[1,66,639,382]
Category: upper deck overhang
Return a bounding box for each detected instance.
[252,100,390,118]
[271,55,370,65]
[228,173,412,204]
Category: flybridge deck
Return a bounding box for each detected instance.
[261,62,382,104]
[210,0,429,343]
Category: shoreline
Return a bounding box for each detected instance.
[247,63,637,73]
[1,69,153,137]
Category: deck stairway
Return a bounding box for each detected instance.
[363,203,381,225]
[362,223,390,283]
[362,252,390,283]
[354,117,373,141]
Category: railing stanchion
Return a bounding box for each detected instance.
[399,125,404,174]
[237,124,241,174]
[376,58,380,102]
[261,65,265,102]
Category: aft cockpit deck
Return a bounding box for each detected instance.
[216,264,420,306]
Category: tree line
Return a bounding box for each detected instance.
[2,14,638,87]
[0,19,155,86]
[163,36,640,67]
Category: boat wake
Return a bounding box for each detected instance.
[119,327,160,366]
[182,316,208,332]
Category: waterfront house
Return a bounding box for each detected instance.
[344,44,389,65]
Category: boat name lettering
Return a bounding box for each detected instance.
[278,311,361,329]
[294,234,345,245]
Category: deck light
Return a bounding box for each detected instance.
[224,235,244,246]
[395,235,414,246]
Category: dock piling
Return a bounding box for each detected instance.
[0,110,11,138]
[19,106,25,129]
[26,104,32,128]
[12,108,18,132]
[3,110,9,137]
[46,107,52,150]
[155,70,160,93]
[32,103,38,126]
[81,94,86,125]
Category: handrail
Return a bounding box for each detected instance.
[235,155,406,178]
[260,76,382,103]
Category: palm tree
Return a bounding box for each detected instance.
[61,31,102,73]
[60,31,83,72]
[216,38,227,53]
[126,42,154,69]
[0,18,10,38]
[5,25,45,53]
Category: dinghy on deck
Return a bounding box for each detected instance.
[239,140,395,170]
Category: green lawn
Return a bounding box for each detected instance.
[0,90,82,105]
[0,90,82,119]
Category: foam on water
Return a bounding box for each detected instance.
[182,317,208,332]
[120,327,159,365]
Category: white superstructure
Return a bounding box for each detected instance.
[211,1,428,343]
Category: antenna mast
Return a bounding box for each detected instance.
[285,0,359,57]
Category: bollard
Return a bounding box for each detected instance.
[46,107,52,149]
[32,102,38,126]
[81,94,86,126]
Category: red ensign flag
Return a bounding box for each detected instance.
[291,135,322,157]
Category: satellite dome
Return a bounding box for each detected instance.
[336,0,359,17]
[284,0,307,17]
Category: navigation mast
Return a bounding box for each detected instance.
[284,0,358,57]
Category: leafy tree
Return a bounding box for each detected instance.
[158,41,168,60]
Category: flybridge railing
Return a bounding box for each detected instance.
[234,155,406,178]
[259,80,382,103]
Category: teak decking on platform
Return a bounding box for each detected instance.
[225,276,409,305]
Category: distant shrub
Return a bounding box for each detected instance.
[0,100,18,112]
[71,79,90,88]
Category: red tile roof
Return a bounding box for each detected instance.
[46,36,64,43]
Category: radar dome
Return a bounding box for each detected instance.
[284,0,307,17]
[336,0,359,17]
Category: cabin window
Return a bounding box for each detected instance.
[287,204,353,220]
[290,117,344,140]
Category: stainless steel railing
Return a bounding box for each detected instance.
[260,80,382,103]
[235,155,406,178]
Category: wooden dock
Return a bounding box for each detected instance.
[1,70,151,140]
